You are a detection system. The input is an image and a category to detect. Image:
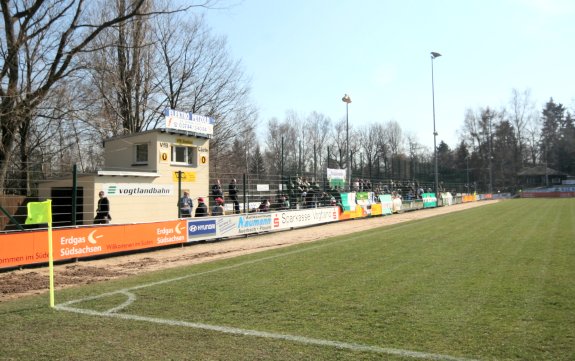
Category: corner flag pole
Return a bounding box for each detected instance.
[47,200,55,308]
[25,199,54,307]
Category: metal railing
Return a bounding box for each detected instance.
[1,164,468,231]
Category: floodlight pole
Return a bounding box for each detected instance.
[342,94,352,191]
[466,156,470,194]
[488,113,493,194]
[430,52,441,196]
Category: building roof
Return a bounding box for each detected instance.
[517,166,567,177]
[97,170,161,177]
[104,127,211,143]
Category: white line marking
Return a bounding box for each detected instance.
[58,240,349,311]
[56,227,480,361]
[56,304,479,361]
[103,291,136,314]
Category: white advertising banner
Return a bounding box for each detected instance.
[103,184,174,196]
[327,168,346,180]
[270,207,339,230]
[256,184,270,191]
[184,208,339,243]
[163,108,215,136]
[185,213,273,242]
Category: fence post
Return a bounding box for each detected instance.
[243,173,247,213]
[72,164,77,226]
[177,171,182,218]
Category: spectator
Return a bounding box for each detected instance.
[279,195,290,210]
[94,191,111,224]
[305,188,315,208]
[211,197,225,216]
[228,178,240,214]
[365,179,372,191]
[258,199,270,212]
[352,178,360,192]
[331,196,344,213]
[407,190,414,200]
[178,191,194,218]
[417,186,424,199]
[195,197,208,217]
[211,179,223,203]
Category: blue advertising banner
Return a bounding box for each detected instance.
[187,219,217,239]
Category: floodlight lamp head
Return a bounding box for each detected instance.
[342,94,352,103]
[431,51,442,59]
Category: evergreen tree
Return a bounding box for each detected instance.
[556,112,575,175]
[453,141,470,185]
[540,98,565,170]
[493,120,518,190]
[249,145,266,176]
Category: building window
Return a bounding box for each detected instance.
[171,145,197,166]
[135,143,148,164]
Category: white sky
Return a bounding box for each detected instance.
[199,0,575,150]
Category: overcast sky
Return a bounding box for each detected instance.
[199,0,575,150]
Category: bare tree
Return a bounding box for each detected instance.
[80,0,159,137]
[263,117,297,175]
[357,123,381,179]
[383,120,403,178]
[329,118,348,170]
[152,11,256,175]
[507,88,537,166]
[405,132,426,180]
[305,111,332,179]
[281,110,306,174]
[461,108,484,152]
[0,0,207,193]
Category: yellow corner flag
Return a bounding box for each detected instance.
[25,200,55,308]
[25,200,52,225]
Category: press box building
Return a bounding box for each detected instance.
[38,110,213,226]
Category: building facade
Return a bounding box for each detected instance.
[38,127,211,226]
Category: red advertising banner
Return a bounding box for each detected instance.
[521,192,575,198]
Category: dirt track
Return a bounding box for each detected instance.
[0,201,496,302]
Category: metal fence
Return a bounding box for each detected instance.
[0,164,468,231]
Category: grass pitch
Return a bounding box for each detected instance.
[0,198,574,360]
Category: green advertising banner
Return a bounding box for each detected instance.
[340,192,356,212]
[356,192,369,201]
[327,168,346,189]
[422,193,437,208]
[378,194,393,215]
[329,178,346,188]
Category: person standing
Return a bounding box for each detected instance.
[94,191,111,224]
[195,197,208,217]
[211,197,225,216]
[178,191,194,218]
[211,179,223,203]
[228,178,240,214]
